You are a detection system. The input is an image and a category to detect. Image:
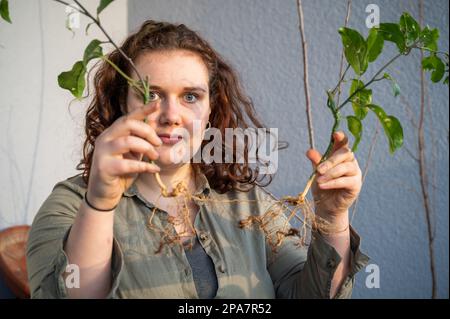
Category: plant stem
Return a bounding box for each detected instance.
[53,0,164,193]
[335,0,352,107]
[70,0,147,88]
[101,56,137,85]
[52,0,149,99]
[298,0,353,203]
[298,94,340,202]
[413,46,450,59]
[332,64,350,95]
[101,56,148,98]
[418,0,437,299]
[337,52,403,111]
[298,51,404,202]
[296,0,315,150]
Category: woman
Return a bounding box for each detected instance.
[26,21,369,299]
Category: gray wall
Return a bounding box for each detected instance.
[129,0,449,298]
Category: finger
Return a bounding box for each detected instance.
[125,104,157,121]
[108,118,162,147]
[317,146,354,174]
[331,131,349,153]
[316,162,359,184]
[317,175,361,190]
[108,136,160,161]
[107,158,161,175]
[306,149,322,168]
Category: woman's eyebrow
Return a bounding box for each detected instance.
[149,85,208,93]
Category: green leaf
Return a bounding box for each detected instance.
[0,0,11,23]
[422,55,445,83]
[350,79,371,120]
[85,22,95,36]
[419,26,439,51]
[97,0,114,15]
[383,73,401,97]
[83,39,103,66]
[399,12,420,45]
[367,104,404,154]
[379,23,407,53]
[366,28,384,62]
[58,61,86,99]
[346,116,362,152]
[338,27,368,75]
[444,76,449,85]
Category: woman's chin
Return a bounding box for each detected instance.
[153,155,191,169]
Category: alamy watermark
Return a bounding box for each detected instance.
[65,264,80,289]
[366,4,380,28]
[365,263,380,289]
[166,120,279,174]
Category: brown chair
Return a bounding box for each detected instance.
[0,225,31,298]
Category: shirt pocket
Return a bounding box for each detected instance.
[114,220,163,260]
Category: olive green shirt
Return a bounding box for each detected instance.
[26,173,369,299]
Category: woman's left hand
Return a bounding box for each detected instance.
[306,131,362,217]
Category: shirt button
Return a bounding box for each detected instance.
[326,258,337,269]
[219,265,226,273]
[199,233,209,241]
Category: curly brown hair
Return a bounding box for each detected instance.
[77,20,286,194]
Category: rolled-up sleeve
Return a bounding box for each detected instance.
[261,197,369,299]
[26,179,124,299]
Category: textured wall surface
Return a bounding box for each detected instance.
[128,0,448,298]
[0,0,128,298]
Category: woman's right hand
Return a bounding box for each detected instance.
[86,105,162,210]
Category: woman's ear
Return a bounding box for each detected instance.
[120,103,128,115]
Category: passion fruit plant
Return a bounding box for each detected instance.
[239,11,449,246]
[1,1,448,251]
[295,12,449,203]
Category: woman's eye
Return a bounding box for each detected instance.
[148,91,160,102]
[184,93,198,103]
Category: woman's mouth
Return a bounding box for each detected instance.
[157,133,183,145]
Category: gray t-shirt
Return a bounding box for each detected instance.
[184,236,218,299]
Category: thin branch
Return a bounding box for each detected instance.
[332,64,350,95]
[67,0,146,87]
[413,46,450,59]
[425,77,438,239]
[296,0,315,150]
[404,145,419,162]
[351,122,379,223]
[337,52,403,111]
[335,0,352,107]
[418,0,437,299]
[399,94,418,129]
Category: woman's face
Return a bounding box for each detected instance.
[126,50,211,168]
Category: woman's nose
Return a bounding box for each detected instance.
[159,96,182,126]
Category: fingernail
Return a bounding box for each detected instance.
[316,176,325,183]
[317,164,326,174]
